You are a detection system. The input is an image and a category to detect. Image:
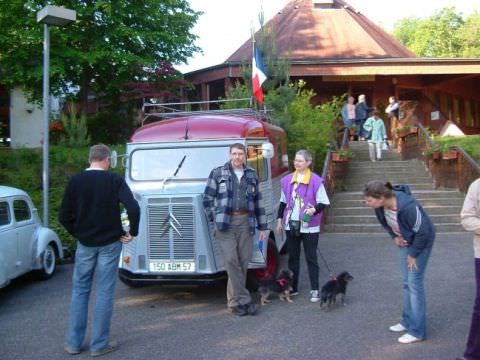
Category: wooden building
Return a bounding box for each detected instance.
[185,0,480,135]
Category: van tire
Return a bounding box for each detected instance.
[246,238,279,292]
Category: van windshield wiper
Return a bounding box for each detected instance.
[161,155,187,190]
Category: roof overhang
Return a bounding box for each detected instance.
[185,58,480,83]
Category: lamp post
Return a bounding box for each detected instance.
[37,6,76,226]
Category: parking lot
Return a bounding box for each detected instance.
[0,232,475,360]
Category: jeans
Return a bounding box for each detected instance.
[463,258,480,360]
[354,119,363,137]
[66,241,122,352]
[398,246,432,339]
[287,231,319,291]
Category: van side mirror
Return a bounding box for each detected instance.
[110,150,118,168]
[261,142,274,159]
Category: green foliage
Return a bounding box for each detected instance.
[220,82,251,109]
[392,7,480,57]
[459,11,480,57]
[285,83,342,171]
[432,135,480,161]
[0,145,125,254]
[86,100,137,144]
[0,1,200,113]
[59,103,91,147]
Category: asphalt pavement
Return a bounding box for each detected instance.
[0,232,475,360]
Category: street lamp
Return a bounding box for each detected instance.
[37,6,76,226]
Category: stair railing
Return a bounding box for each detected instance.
[402,123,480,192]
[320,127,350,228]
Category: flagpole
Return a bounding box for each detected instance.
[251,25,255,108]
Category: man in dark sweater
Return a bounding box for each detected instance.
[59,144,140,357]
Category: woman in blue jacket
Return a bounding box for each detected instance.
[363,181,435,344]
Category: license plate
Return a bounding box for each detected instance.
[149,261,195,273]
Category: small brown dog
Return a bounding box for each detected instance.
[258,269,294,305]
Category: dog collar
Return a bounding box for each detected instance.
[277,278,288,287]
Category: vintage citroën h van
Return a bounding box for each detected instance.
[117,107,289,287]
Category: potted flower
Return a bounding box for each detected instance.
[441,146,458,160]
[423,144,441,160]
[332,148,353,162]
[393,124,412,138]
[409,126,419,134]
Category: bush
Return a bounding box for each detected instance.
[0,145,125,255]
[285,83,342,171]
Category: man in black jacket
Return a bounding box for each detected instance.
[59,144,140,357]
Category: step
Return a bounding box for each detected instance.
[323,223,465,233]
[348,159,423,167]
[342,177,433,186]
[331,190,464,200]
[327,214,461,225]
[343,183,436,192]
[331,197,465,208]
[328,205,462,216]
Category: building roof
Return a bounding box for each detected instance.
[226,0,415,63]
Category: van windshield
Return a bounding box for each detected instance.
[130,146,230,181]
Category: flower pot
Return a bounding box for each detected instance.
[431,151,441,160]
[441,150,458,160]
[332,152,349,162]
[395,129,410,138]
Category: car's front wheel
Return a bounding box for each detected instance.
[37,243,56,280]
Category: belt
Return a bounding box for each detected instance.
[231,209,249,215]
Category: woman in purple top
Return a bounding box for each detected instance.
[276,149,330,302]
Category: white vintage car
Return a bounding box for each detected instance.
[0,186,63,288]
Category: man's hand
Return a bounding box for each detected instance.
[120,232,133,244]
[394,236,409,247]
[407,255,418,271]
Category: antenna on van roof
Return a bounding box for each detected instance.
[184,118,189,140]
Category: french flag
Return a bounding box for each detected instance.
[252,47,267,104]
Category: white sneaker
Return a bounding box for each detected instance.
[310,290,320,303]
[389,323,407,332]
[398,333,423,344]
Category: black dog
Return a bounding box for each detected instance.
[258,269,294,305]
[320,271,354,311]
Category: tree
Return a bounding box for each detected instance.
[0,0,200,115]
[459,11,480,57]
[392,7,480,58]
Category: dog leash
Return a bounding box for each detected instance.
[317,248,336,280]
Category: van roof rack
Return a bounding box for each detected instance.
[141,99,277,126]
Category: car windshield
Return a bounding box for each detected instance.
[130,146,230,181]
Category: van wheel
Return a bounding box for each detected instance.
[246,238,279,291]
[37,243,56,280]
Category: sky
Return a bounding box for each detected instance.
[177,0,480,73]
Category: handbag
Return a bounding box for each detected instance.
[288,220,301,237]
[382,140,389,150]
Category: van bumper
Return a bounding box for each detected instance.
[118,268,227,286]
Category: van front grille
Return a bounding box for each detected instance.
[147,199,195,260]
